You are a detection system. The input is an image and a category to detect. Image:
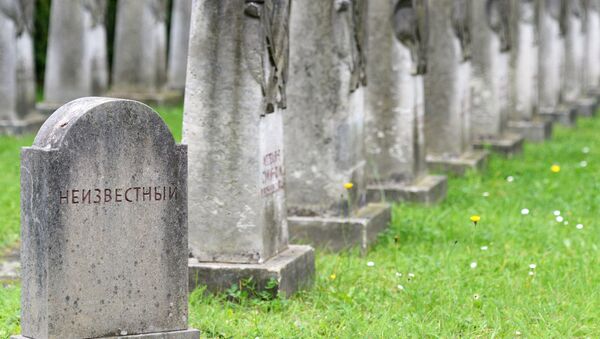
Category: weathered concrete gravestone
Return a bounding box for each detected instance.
[425,0,489,176]
[583,0,600,100]
[537,0,576,125]
[167,0,192,92]
[12,98,199,339]
[110,0,180,105]
[38,0,109,115]
[184,0,314,297]
[364,0,447,204]
[0,0,44,135]
[470,0,524,155]
[506,0,553,142]
[284,0,390,252]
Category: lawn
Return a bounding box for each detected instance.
[1,106,599,338]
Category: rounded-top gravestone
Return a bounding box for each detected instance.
[14,97,198,339]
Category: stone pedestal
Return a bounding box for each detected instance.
[13,331,200,339]
[573,97,597,117]
[427,150,489,176]
[473,133,524,157]
[183,0,314,297]
[539,105,577,126]
[367,175,447,205]
[507,119,553,142]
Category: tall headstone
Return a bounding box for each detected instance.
[470,0,524,155]
[15,0,35,118]
[285,0,390,252]
[506,0,553,141]
[38,0,109,115]
[537,0,576,125]
[167,0,192,92]
[563,0,596,117]
[0,0,44,134]
[583,0,600,100]
[184,0,314,297]
[424,0,489,175]
[110,0,180,105]
[12,97,199,339]
[364,0,447,204]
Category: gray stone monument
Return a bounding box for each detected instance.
[15,0,36,120]
[38,0,109,115]
[425,0,489,176]
[364,0,447,204]
[583,0,600,100]
[110,0,180,105]
[184,0,314,297]
[470,0,524,155]
[285,0,390,252]
[0,0,44,135]
[167,0,192,92]
[12,97,199,339]
[507,0,553,141]
[563,0,597,117]
[537,0,576,125]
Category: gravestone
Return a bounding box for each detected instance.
[12,97,199,339]
[507,0,553,141]
[364,0,447,204]
[0,0,45,135]
[285,0,390,252]
[424,0,489,176]
[470,0,524,155]
[110,0,180,105]
[537,0,576,125]
[563,0,597,117]
[184,0,314,297]
[38,0,109,115]
[583,0,600,100]
[15,0,36,119]
[167,0,192,92]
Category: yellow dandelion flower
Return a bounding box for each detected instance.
[329,273,336,281]
[551,164,561,173]
[470,215,481,225]
[343,182,354,190]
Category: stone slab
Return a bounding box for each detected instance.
[106,90,183,106]
[473,133,524,157]
[426,150,489,176]
[289,203,390,254]
[539,105,577,126]
[0,114,46,135]
[366,175,447,205]
[507,120,553,142]
[189,245,314,298]
[12,329,200,339]
[574,97,597,117]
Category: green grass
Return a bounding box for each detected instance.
[1,108,599,337]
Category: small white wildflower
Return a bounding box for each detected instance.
[564,221,569,225]
[529,264,536,269]
[556,216,564,223]
[395,272,402,277]
[473,293,480,300]
[367,261,375,267]
[576,224,584,230]
[528,271,535,276]
[482,191,490,197]
[516,330,522,336]
[580,160,588,168]
[582,146,590,154]
[408,273,415,278]
[480,246,489,251]
[553,210,561,216]
[506,176,514,182]
[397,284,405,291]
[521,208,530,215]
[470,262,478,269]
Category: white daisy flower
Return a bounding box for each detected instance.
[395,272,402,277]
[506,176,514,182]
[482,191,490,197]
[470,262,478,269]
[367,261,375,267]
[521,208,530,215]
[480,246,488,251]
[556,216,564,223]
[516,330,522,336]
[408,273,415,278]
[553,210,561,216]
[580,161,588,168]
[582,146,590,154]
[528,271,535,276]
[529,264,536,269]
[397,284,405,291]
[576,224,584,230]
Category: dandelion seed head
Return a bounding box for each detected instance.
[516,330,522,336]
[528,271,535,276]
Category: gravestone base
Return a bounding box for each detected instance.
[507,119,553,142]
[573,97,597,117]
[12,329,200,339]
[107,89,183,106]
[366,175,447,205]
[539,105,577,126]
[36,101,63,116]
[0,114,47,135]
[426,150,489,176]
[188,245,314,298]
[0,246,20,282]
[289,203,391,254]
[473,133,524,157]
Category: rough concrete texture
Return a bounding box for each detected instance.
[425,0,474,160]
[473,132,524,157]
[427,150,489,176]
[289,203,391,254]
[507,119,553,142]
[42,0,109,107]
[183,0,293,264]
[13,329,200,339]
[367,175,447,206]
[189,245,315,298]
[111,0,167,95]
[167,0,192,91]
[18,98,194,339]
[470,0,513,139]
[285,0,369,215]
